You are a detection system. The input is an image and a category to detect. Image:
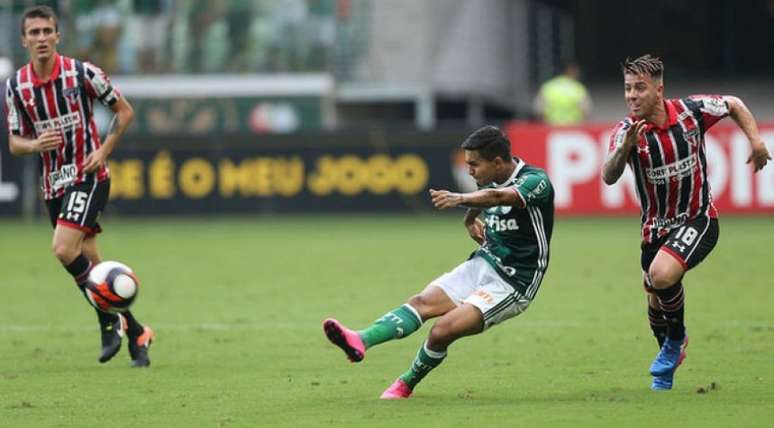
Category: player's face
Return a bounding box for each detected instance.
[21,17,59,63]
[624,73,663,119]
[464,150,498,185]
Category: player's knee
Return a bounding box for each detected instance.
[427,319,456,348]
[51,241,78,264]
[647,264,679,289]
[407,294,432,316]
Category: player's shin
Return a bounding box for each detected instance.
[358,304,422,348]
[648,304,668,347]
[63,253,93,292]
[122,310,145,337]
[654,282,685,341]
[63,253,117,327]
[398,341,447,389]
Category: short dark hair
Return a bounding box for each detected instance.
[461,125,511,161]
[21,5,58,35]
[621,54,663,79]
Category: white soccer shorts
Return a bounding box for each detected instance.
[431,256,531,329]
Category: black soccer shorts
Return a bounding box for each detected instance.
[46,179,110,236]
[641,215,720,272]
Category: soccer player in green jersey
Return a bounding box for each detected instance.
[323,125,554,399]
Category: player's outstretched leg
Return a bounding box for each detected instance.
[359,305,423,348]
[99,312,126,363]
[323,318,367,362]
[381,341,447,400]
[323,304,423,363]
[124,311,154,367]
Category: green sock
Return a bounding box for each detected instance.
[358,304,422,349]
[399,341,447,389]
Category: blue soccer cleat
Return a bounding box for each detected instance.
[650,335,689,391]
[649,335,689,390]
[650,337,685,376]
[651,374,674,391]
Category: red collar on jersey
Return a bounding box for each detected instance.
[29,53,61,87]
[628,99,678,130]
[659,99,678,129]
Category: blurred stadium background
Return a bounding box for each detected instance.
[1,0,773,218]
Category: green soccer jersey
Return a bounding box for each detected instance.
[474,160,554,299]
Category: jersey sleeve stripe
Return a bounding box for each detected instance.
[509,187,526,208]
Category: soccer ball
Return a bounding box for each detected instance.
[85,261,139,314]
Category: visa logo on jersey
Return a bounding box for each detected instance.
[485,215,519,232]
[485,205,519,231]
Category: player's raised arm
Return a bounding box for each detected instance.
[602,119,645,185]
[429,187,522,210]
[724,96,771,172]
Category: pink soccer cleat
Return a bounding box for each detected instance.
[380,378,413,400]
[323,318,366,362]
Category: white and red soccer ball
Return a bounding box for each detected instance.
[85,261,139,314]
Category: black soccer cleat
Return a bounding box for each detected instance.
[128,326,155,367]
[99,313,126,363]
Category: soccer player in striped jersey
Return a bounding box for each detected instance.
[324,126,554,399]
[603,55,770,390]
[5,6,154,366]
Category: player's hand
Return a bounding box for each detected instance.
[83,147,108,173]
[33,131,61,152]
[430,189,464,209]
[747,142,771,172]
[465,217,485,245]
[623,119,647,149]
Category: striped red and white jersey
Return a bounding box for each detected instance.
[608,96,729,243]
[4,53,120,200]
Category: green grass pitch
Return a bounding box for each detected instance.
[1,215,773,427]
